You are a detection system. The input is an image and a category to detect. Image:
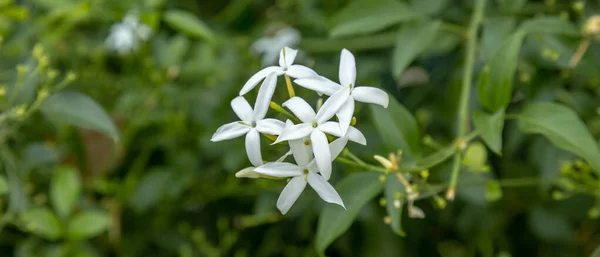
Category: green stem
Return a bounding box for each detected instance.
[447,0,486,200]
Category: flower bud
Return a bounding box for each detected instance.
[584,15,600,37]
[235,167,261,179]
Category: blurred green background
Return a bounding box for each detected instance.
[1,0,600,256]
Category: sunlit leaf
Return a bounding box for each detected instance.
[473,109,505,155]
[330,0,418,38]
[21,208,63,241]
[518,102,600,172]
[41,92,120,142]
[50,166,81,218]
[315,172,384,254]
[67,210,110,240]
[164,9,215,41]
[392,20,440,79]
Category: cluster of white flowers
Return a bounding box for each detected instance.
[105,14,152,55]
[211,47,389,214]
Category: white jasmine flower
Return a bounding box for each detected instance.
[294,49,389,134]
[251,27,301,66]
[254,138,348,214]
[105,14,152,55]
[211,73,285,167]
[272,92,357,180]
[239,47,317,96]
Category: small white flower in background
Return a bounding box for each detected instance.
[105,14,152,55]
[295,49,389,134]
[239,47,317,96]
[254,137,348,214]
[251,27,301,66]
[211,73,285,167]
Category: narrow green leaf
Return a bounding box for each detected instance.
[473,109,505,155]
[67,210,110,240]
[21,207,63,240]
[519,17,578,35]
[0,175,8,195]
[518,102,600,172]
[330,0,418,38]
[477,31,525,112]
[482,17,516,59]
[50,166,81,218]
[315,172,384,254]
[385,174,406,236]
[392,20,440,79]
[413,145,457,171]
[41,92,120,142]
[164,10,215,41]
[370,94,422,161]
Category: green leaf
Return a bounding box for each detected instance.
[22,143,61,171]
[528,207,574,242]
[519,17,578,35]
[315,172,384,254]
[392,20,440,79]
[518,102,600,172]
[410,0,447,16]
[129,170,171,212]
[496,0,526,12]
[67,210,110,240]
[477,31,525,112]
[385,174,406,236]
[592,244,600,257]
[50,166,81,218]
[164,10,215,41]
[330,0,418,38]
[484,181,502,201]
[473,109,505,155]
[370,94,422,161]
[482,17,516,59]
[0,175,8,195]
[21,207,63,240]
[413,145,457,171]
[41,92,120,142]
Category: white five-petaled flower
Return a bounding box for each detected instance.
[294,49,389,134]
[273,94,365,180]
[254,138,348,214]
[211,73,285,167]
[239,47,317,96]
[105,14,152,55]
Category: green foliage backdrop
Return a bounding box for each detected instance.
[1,0,600,256]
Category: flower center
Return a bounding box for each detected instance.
[304,139,311,146]
[303,169,309,175]
[312,121,318,128]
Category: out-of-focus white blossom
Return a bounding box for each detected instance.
[105,14,152,55]
[251,27,301,66]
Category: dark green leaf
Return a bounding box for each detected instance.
[0,175,7,195]
[41,92,120,142]
[370,94,422,161]
[518,102,600,172]
[315,172,384,254]
[392,20,440,79]
[164,10,215,41]
[410,0,448,16]
[330,0,418,38]
[385,174,406,236]
[473,109,505,155]
[67,210,110,240]
[477,31,525,112]
[50,166,81,218]
[528,207,574,242]
[482,17,516,59]
[21,208,63,240]
[519,17,578,35]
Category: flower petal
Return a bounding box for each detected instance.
[282,97,316,123]
[307,172,345,208]
[211,122,251,142]
[315,87,350,124]
[336,98,354,135]
[289,139,311,167]
[256,118,285,135]
[352,86,389,108]
[294,76,341,96]
[329,137,348,160]
[273,124,314,144]
[286,65,317,79]
[317,121,343,137]
[230,96,253,122]
[311,129,332,180]
[245,129,263,167]
[254,162,304,177]
[279,47,298,68]
[339,48,356,87]
[239,66,283,96]
[346,126,367,145]
[277,176,307,214]
[253,72,278,120]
